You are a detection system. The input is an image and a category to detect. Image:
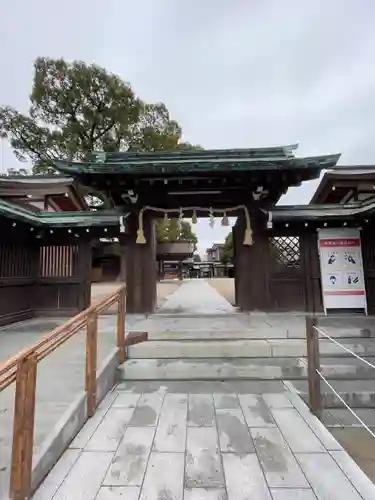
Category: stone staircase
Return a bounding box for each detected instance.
[118,327,375,413]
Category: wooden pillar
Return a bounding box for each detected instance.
[359,228,375,314]
[78,240,92,311]
[124,212,157,313]
[301,232,323,314]
[9,352,37,500]
[232,225,238,306]
[85,311,98,417]
[119,236,127,282]
[234,211,269,311]
[306,316,322,419]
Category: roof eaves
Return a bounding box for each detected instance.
[0,199,125,228]
[268,198,375,221]
[54,153,341,175]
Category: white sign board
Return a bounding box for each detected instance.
[318,228,367,313]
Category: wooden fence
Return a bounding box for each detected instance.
[0,239,92,327]
[0,285,126,500]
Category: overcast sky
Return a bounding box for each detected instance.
[1,0,375,255]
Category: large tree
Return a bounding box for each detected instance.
[221,231,234,264]
[0,57,199,175]
[156,218,197,251]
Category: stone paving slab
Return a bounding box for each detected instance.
[31,386,375,500]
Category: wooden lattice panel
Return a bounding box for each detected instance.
[270,236,300,269]
[0,244,32,278]
[39,245,79,277]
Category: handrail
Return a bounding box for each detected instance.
[0,290,120,374]
[305,316,375,440]
[0,284,126,500]
[0,287,124,389]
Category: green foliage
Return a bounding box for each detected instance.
[221,231,234,264]
[193,254,202,262]
[0,57,200,175]
[156,219,197,251]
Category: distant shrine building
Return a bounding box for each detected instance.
[1,145,375,325]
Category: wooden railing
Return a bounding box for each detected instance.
[0,285,126,500]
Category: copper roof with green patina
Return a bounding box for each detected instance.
[0,198,121,227]
[54,145,341,175]
[1,195,375,231]
[267,197,375,221]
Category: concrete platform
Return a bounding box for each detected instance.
[31,385,375,500]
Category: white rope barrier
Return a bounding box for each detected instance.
[299,357,375,439]
[136,204,253,246]
[313,325,375,371]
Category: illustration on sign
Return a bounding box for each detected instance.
[327,251,338,265]
[344,271,361,287]
[325,272,341,288]
[344,250,359,265]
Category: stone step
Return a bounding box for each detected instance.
[145,328,375,340]
[319,357,375,378]
[115,379,287,394]
[128,340,272,358]
[148,330,273,340]
[287,380,375,409]
[119,358,302,380]
[119,357,375,381]
[128,338,375,359]
[325,408,375,427]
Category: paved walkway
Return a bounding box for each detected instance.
[1,280,234,498]
[157,279,236,315]
[31,384,375,500]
